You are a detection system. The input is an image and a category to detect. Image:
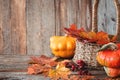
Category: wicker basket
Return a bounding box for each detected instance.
[73,40,101,67]
[72,0,120,68]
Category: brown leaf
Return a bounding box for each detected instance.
[28,55,57,75]
[27,64,47,74]
[30,55,57,67]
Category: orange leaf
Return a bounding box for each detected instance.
[111,35,117,42]
[87,32,97,42]
[64,24,117,44]
[27,64,43,74]
[79,32,89,39]
[70,24,77,30]
[96,31,110,44]
[48,62,71,80]
[96,31,107,40]
[28,55,57,75]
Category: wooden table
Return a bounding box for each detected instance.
[0,55,119,80]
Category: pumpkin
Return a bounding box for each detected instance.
[104,66,120,77]
[97,43,120,68]
[96,43,120,77]
[50,36,76,58]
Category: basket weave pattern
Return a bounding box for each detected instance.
[73,40,101,67]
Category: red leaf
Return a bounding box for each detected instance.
[70,24,77,30]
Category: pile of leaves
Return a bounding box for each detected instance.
[27,55,118,80]
[64,24,117,44]
[28,55,57,75]
[27,55,95,80]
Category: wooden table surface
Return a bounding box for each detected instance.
[0,55,119,80]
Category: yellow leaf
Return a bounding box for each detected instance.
[48,62,71,79]
[79,32,89,39]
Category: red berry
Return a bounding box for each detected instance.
[71,65,76,71]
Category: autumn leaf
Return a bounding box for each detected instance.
[79,31,89,39]
[48,61,71,80]
[69,24,77,30]
[96,31,110,44]
[29,55,57,67]
[64,24,82,38]
[110,35,117,42]
[64,24,117,44]
[28,55,57,75]
[27,64,50,75]
[87,32,97,42]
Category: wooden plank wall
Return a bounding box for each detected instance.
[0,0,118,56]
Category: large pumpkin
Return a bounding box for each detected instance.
[96,43,120,77]
[96,43,120,68]
[50,36,76,58]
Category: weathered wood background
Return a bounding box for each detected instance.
[0,0,119,56]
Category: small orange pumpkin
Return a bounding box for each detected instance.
[50,36,76,58]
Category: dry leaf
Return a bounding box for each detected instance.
[96,31,110,44]
[27,64,49,75]
[64,24,117,44]
[48,61,71,80]
[30,55,57,67]
[28,55,57,75]
[87,32,97,42]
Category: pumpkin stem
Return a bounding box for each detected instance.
[97,43,118,52]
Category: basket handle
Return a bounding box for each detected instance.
[92,0,120,42]
[91,0,100,32]
[114,0,120,41]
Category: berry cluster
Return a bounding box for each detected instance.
[65,60,91,75]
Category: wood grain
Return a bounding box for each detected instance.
[0,55,29,71]
[41,0,55,56]
[26,0,55,55]
[87,0,92,31]
[10,0,26,54]
[26,0,43,55]
[54,0,61,35]
[66,0,79,27]
[0,72,50,80]
[0,0,4,54]
[79,0,88,30]
[106,0,116,34]
[1,0,12,54]
[60,0,67,35]
[0,0,119,55]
